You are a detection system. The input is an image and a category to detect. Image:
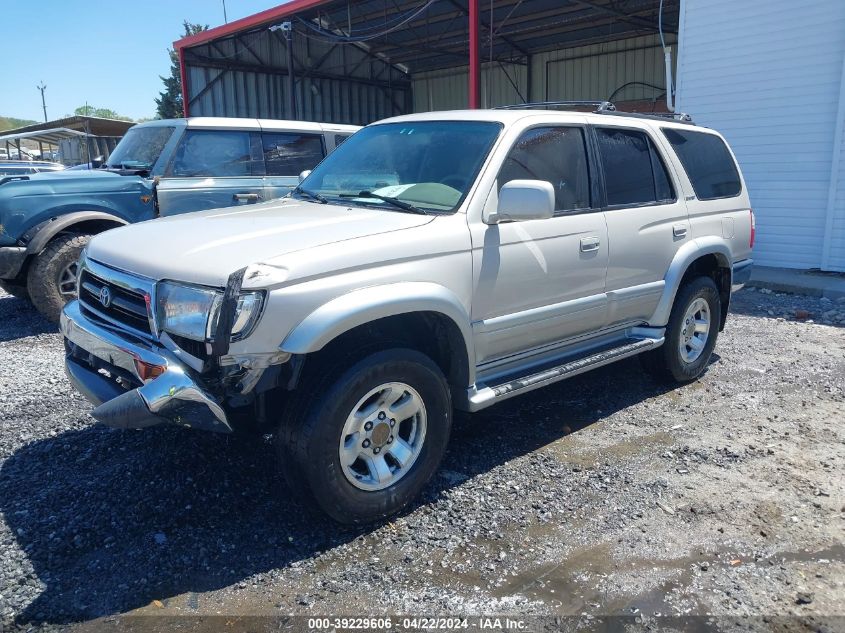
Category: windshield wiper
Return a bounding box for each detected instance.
[338,190,427,215]
[291,185,328,204]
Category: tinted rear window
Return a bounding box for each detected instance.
[662,128,741,200]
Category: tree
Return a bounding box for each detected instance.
[0,116,37,132]
[73,105,132,121]
[156,21,208,119]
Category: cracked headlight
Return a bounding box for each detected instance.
[156,281,263,342]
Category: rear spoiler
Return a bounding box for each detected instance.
[0,175,30,186]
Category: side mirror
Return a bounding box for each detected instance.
[298,170,312,183]
[487,180,555,224]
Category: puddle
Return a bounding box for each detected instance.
[550,431,675,469]
[492,542,845,616]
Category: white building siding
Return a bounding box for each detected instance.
[676,0,845,270]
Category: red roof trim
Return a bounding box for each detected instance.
[174,0,333,50]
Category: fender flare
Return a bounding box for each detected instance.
[650,237,732,326]
[280,282,476,381]
[24,211,128,255]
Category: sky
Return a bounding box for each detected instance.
[0,0,281,122]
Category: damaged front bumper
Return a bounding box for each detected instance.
[61,299,232,433]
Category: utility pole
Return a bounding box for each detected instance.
[37,82,48,122]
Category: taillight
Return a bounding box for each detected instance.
[749,209,756,249]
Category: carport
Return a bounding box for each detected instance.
[0,116,135,165]
[175,0,679,125]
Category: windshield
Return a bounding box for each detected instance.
[297,121,503,214]
[106,126,175,170]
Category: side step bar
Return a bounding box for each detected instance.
[463,336,663,412]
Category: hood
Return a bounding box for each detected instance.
[0,169,135,196]
[87,198,435,286]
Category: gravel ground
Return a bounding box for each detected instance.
[0,287,843,630]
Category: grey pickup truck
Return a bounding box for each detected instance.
[61,104,753,524]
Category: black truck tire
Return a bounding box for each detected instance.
[27,233,91,323]
[640,276,721,383]
[277,348,452,525]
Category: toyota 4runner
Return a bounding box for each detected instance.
[61,104,753,524]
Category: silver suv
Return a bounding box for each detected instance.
[61,104,754,524]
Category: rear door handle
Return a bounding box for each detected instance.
[673,225,688,238]
[580,236,601,252]
[234,193,260,202]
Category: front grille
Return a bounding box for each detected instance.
[79,269,152,335]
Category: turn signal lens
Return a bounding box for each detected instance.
[749,209,756,249]
[134,359,166,382]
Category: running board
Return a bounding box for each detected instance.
[462,336,663,412]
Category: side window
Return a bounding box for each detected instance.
[498,126,591,212]
[662,128,741,200]
[595,127,676,207]
[169,130,256,177]
[262,132,324,176]
[333,134,351,148]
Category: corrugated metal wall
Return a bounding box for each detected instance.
[413,63,527,111]
[676,0,845,271]
[538,34,674,103]
[185,30,410,125]
[412,34,675,111]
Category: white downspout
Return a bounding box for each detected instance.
[664,46,674,112]
[659,0,674,112]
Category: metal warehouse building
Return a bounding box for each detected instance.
[175,0,845,272]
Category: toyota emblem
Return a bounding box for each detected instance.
[98,286,112,308]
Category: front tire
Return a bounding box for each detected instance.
[640,275,720,383]
[278,348,452,525]
[27,233,91,323]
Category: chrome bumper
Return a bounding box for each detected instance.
[61,300,231,432]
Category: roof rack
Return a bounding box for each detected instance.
[493,101,695,124]
[494,100,617,113]
[598,110,695,124]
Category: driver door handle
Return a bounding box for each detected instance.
[580,236,601,252]
[234,193,260,202]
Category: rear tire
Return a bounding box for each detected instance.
[277,348,452,525]
[640,275,720,384]
[27,233,91,323]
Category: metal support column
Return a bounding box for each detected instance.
[468,0,481,108]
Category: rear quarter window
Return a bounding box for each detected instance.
[662,128,741,200]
